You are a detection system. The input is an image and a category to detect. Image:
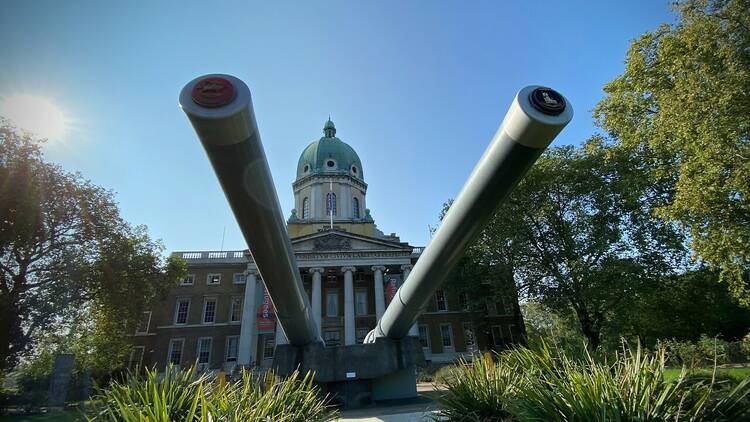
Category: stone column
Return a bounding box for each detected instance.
[342,266,356,345]
[238,269,258,366]
[309,267,325,333]
[401,264,419,337]
[372,266,386,320]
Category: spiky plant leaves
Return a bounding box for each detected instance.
[88,365,337,421]
[437,343,750,421]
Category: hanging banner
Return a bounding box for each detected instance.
[384,274,401,306]
[256,287,276,330]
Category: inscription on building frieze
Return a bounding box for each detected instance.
[297,251,410,260]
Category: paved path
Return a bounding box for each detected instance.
[337,384,445,421]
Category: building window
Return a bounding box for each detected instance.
[203,297,217,324]
[302,197,310,219]
[351,165,358,175]
[440,323,454,349]
[326,192,337,216]
[352,197,360,218]
[463,322,476,351]
[418,325,431,351]
[167,338,184,366]
[225,336,239,362]
[303,164,310,173]
[355,290,367,316]
[263,337,275,359]
[196,337,212,365]
[486,298,498,316]
[435,289,448,312]
[459,292,469,310]
[233,273,246,284]
[229,296,242,323]
[180,274,195,286]
[492,325,504,347]
[326,290,338,317]
[128,346,145,369]
[174,298,190,325]
[326,159,336,168]
[500,296,514,315]
[207,273,221,285]
[356,328,369,344]
[135,311,151,334]
[507,324,516,343]
[323,330,341,347]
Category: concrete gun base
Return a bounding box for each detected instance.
[272,336,425,408]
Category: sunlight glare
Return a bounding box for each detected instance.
[0,94,69,140]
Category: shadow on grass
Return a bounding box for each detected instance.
[0,409,84,422]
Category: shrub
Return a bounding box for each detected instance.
[436,343,750,422]
[89,365,337,421]
[417,364,446,383]
[437,353,523,421]
[433,365,459,385]
[211,369,336,421]
[660,336,750,368]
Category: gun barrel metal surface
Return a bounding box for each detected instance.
[374,86,573,340]
[179,74,320,346]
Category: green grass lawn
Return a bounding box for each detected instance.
[663,367,750,383]
[0,410,84,422]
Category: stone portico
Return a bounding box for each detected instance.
[237,229,415,366]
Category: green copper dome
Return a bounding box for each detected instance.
[296,119,364,181]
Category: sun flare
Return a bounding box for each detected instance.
[0,94,69,140]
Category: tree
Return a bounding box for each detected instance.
[443,142,685,350]
[0,120,185,374]
[594,0,750,302]
[610,268,750,346]
[521,301,584,352]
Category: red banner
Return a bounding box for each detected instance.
[385,278,398,306]
[256,287,276,330]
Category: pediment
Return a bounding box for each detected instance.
[291,230,411,253]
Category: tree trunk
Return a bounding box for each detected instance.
[573,305,601,351]
[0,293,24,372]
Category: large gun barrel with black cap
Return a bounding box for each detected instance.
[179,74,320,346]
[370,85,573,341]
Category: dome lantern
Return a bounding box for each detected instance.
[323,117,336,138]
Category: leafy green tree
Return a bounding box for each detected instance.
[0,120,185,375]
[594,0,750,301]
[443,142,685,350]
[521,301,584,352]
[611,268,750,346]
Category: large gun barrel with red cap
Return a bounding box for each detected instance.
[370,85,573,341]
[179,74,320,346]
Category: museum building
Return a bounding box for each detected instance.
[129,119,524,372]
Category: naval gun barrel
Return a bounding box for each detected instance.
[179,74,320,346]
[374,86,573,340]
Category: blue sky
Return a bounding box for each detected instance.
[0,1,675,251]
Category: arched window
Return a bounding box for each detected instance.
[302,197,310,219]
[352,197,360,218]
[326,192,337,216]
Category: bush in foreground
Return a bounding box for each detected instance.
[89,365,337,421]
[437,344,750,421]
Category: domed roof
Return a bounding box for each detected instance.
[296,119,364,181]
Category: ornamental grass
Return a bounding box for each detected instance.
[89,365,337,422]
[436,343,750,422]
